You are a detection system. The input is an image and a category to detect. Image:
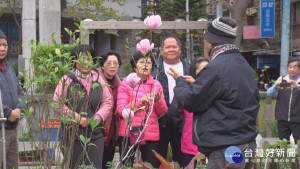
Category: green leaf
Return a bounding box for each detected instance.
[89,118,100,130]
[79,135,86,143]
[91,83,100,90]
[101,84,107,88]
[64,28,73,37]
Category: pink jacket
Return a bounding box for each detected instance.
[181,109,199,155]
[117,74,167,141]
[53,70,113,128]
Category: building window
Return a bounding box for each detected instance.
[291,1,300,25]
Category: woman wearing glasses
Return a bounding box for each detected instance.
[98,51,122,169]
[53,45,112,168]
[117,52,168,168]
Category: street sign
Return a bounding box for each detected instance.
[260,0,275,38]
[244,25,260,39]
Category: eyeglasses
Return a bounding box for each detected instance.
[105,61,119,66]
[137,60,152,65]
[0,43,8,48]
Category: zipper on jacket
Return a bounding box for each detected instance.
[288,88,293,121]
[193,118,201,143]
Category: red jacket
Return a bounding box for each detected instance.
[117,74,167,141]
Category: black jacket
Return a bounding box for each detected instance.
[64,71,103,139]
[151,57,190,128]
[0,60,26,130]
[275,75,300,122]
[174,50,259,155]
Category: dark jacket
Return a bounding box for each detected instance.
[151,57,190,107]
[275,75,300,122]
[0,60,26,130]
[65,71,103,139]
[151,57,190,128]
[173,49,259,155]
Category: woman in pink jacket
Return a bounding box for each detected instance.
[53,45,112,169]
[117,52,168,168]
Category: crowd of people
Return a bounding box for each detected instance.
[5,16,299,169]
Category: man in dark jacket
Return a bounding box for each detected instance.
[151,35,189,167]
[167,17,259,169]
[0,29,26,168]
[267,57,300,143]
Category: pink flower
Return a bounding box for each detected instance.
[136,39,154,55]
[122,108,134,122]
[126,73,141,88]
[144,15,162,30]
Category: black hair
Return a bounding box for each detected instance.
[189,57,209,79]
[99,51,122,67]
[70,45,96,67]
[288,57,300,68]
[130,52,155,72]
[161,35,182,48]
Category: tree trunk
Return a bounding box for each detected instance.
[221,0,251,47]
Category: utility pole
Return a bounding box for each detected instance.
[39,0,61,44]
[280,0,290,76]
[22,0,36,74]
[216,0,223,17]
[186,0,192,62]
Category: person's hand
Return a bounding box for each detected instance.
[93,114,103,123]
[166,67,183,80]
[183,75,195,85]
[8,108,22,122]
[141,93,152,103]
[153,90,162,102]
[290,80,300,89]
[274,81,282,89]
[79,117,89,127]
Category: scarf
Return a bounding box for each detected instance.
[209,44,239,60]
[0,59,5,71]
[75,69,92,79]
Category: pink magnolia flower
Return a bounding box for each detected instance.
[144,15,162,30]
[136,39,154,55]
[126,73,141,88]
[122,108,134,122]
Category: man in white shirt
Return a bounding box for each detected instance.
[151,36,189,167]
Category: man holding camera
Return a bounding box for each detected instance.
[267,57,300,143]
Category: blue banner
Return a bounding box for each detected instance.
[260,0,275,38]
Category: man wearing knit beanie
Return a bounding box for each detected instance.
[0,29,25,169]
[167,17,259,169]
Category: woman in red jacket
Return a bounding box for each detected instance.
[98,51,122,169]
[117,52,168,168]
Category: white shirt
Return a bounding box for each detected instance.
[163,61,184,104]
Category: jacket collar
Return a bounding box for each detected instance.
[156,57,190,75]
[283,74,300,84]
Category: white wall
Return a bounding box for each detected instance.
[67,0,141,19]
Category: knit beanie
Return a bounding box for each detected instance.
[0,29,7,39]
[203,17,236,45]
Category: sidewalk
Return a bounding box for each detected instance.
[18,150,121,168]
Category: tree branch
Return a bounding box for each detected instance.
[220,0,234,12]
